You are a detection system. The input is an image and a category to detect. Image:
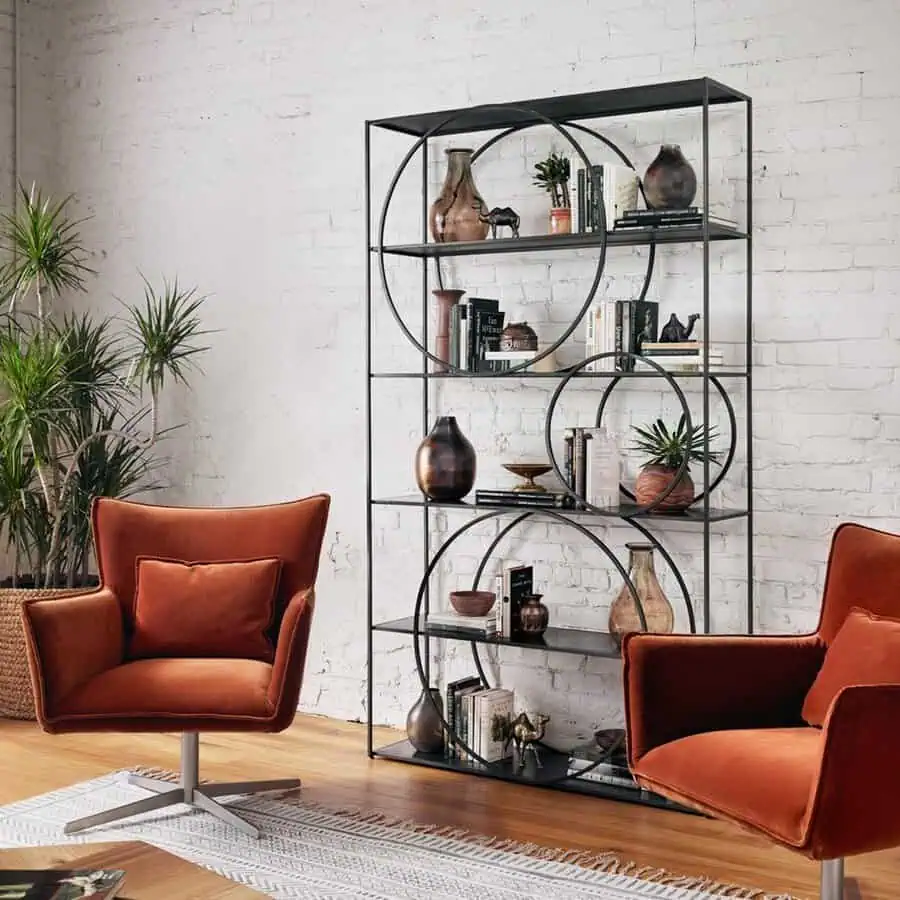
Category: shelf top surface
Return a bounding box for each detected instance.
[375,223,746,258]
[370,77,749,137]
[371,369,749,380]
[374,616,622,658]
[372,495,749,523]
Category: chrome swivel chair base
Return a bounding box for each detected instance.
[64,732,300,839]
[820,858,844,900]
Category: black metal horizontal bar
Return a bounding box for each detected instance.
[374,223,746,259]
[369,369,750,380]
[373,739,693,813]
[374,617,622,658]
[370,77,748,137]
[371,495,750,524]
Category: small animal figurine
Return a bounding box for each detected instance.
[506,711,551,771]
[659,312,700,343]
[479,206,521,239]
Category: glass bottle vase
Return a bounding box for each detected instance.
[608,543,674,644]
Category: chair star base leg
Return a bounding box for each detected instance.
[820,858,844,900]
[64,788,184,835]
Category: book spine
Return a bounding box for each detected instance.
[494,572,505,638]
[501,569,512,639]
[571,168,580,233]
[573,428,586,507]
[578,168,588,232]
[563,428,575,489]
[614,301,623,371]
[449,305,459,370]
[590,165,604,232]
[446,685,456,759]
[459,307,469,371]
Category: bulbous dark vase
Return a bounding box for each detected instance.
[415,416,476,501]
[406,687,444,753]
[519,594,549,637]
[643,144,697,210]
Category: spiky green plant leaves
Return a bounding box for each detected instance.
[631,414,721,471]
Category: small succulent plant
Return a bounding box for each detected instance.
[532,152,571,209]
[632,414,721,471]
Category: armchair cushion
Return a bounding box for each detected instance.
[801,607,900,727]
[634,727,823,848]
[128,557,281,662]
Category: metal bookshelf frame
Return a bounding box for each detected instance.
[364,77,753,809]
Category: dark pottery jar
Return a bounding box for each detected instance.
[642,145,697,210]
[500,321,539,352]
[415,416,476,501]
[635,464,695,512]
[406,687,444,754]
[519,594,549,637]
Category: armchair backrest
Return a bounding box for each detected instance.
[91,494,331,634]
[819,522,900,643]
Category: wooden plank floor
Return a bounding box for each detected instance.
[0,714,895,899]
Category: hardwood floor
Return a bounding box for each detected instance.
[0,714,894,899]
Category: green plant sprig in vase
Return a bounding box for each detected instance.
[533,152,571,234]
[631,414,721,512]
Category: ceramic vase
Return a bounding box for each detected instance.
[635,465,695,512]
[406,687,444,754]
[432,289,465,372]
[415,416,476,501]
[519,594,549,637]
[608,543,674,644]
[429,148,489,243]
[549,207,571,235]
[643,145,697,210]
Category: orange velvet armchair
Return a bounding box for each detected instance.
[624,523,900,900]
[21,494,330,838]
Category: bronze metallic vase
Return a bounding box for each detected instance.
[406,687,444,754]
[415,416,476,501]
[608,543,674,645]
[519,594,549,637]
[429,148,489,243]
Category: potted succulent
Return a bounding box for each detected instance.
[532,151,571,235]
[0,184,208,717]
[631,414,720,511]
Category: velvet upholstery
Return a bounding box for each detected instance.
[129,556,282,661]
[625,522,900,861]
[21,495,329,736]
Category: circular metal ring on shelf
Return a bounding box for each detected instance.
[410,506,645,768]
[544,350,694,515]
[593,374,738,506]
[376,105,609,377]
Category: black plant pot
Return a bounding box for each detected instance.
[643,144,697,210]
[415,416,476,502]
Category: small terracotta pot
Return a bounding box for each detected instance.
[549,207,571,235]
[450,590,496,617]
[634,465,695,511]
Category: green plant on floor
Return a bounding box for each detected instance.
[0,184,210,588]
[532,151,571,209]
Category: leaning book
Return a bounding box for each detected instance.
[0,869,126,900]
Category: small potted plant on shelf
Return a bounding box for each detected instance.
[532,152,571,235]
[631,414,720,511]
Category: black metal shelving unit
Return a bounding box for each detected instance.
[365,77,753,810]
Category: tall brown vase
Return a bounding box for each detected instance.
[432,289,465,372]
[429,148,489,243]
[415,416,476,501]
[608,543,674,645]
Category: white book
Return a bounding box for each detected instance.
[484,350,536,361]
[570,168,580,232]
[480,689,515,762]
[602,164,640,225]
[427,611,497,632]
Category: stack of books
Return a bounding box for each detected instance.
[474,489,574,510]
[566,739,638,791]
[614,207,738,231]
[571,163,640,233]
[449,297,506,372]
[445,676,515,763]
[585,299,659,372]
[641,341,724,371]
[426,610,497,636]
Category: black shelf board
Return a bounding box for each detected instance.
[374,616,621,658]
[374,223,746,259]
[370,369,749,380]
[371,495,749,524]
[370,77,748,137]
[373,739,692,813]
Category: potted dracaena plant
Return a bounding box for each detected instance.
[631,414,721,512]
[0,184,209,718]
[532,151,571,235]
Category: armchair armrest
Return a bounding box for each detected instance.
[624,631,825,766]
[21,587,125,723]
[804,684,900,860]
[266,588,315,729]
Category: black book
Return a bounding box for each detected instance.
[507,565,533,638]
[465,297,500,369]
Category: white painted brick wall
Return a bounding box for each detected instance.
[13,0,900,744]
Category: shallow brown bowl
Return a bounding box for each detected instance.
[449,590,496,617]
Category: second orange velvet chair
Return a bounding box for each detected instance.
[22,494,330,838]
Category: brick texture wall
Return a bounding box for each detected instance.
[15,0,900,741]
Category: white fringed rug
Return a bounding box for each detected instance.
[0,772,788,899]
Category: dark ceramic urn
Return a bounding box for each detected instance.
[406,687,444,754]
[643,145,697,210]
[415,416,476,502]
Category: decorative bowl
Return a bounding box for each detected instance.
[502,461,553,492]
[449,590,496,617]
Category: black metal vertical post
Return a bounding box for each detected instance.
[421,139,431,686]
[745,99,754,634]
[701,82,711,634]
[364,121,374,756]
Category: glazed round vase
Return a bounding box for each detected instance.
[634,465,695,512]
[415,416,476,501]
[432,289,465,373]
[608,543,674,644]
[519,594,549,637]
[429,148,489,243]
[406,687,444,754]
[642,145,697,210]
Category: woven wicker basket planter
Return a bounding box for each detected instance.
[0,587,92,720]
